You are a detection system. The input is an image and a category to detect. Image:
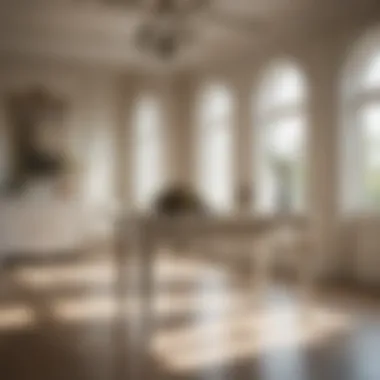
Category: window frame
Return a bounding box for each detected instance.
[253,62,309,215]
[341,32,380,214]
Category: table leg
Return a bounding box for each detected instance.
[138,225,155,379]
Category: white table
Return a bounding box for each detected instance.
[115,214,314,378]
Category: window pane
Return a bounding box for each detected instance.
[197,86,233,213]
[359,104,380,207]
[258,116,305,213]
[267,117,304,160]
[255,63,307,214]
[199,85,231,124]
[343,37,380,213]
[259,64,305,112]
[362,52,380,90]
[133,96,163,210]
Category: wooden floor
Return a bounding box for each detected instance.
[1,250,380,380]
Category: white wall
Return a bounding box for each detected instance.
[0,61,123,250]
[0,62,120,204]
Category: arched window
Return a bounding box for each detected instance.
[255,61,308,214]
[342,28,380,212]
[132,95,164,211]
[196,83,234,213]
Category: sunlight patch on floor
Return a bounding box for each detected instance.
[52,296,118,322]
[152,305,353,373]
[0,304,36,331]
[12,260,114,288]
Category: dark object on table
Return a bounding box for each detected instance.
[154,186,206,217]
[236,183,252,210]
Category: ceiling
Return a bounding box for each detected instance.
[0,0,379,72]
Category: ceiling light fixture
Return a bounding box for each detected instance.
[105,0,262,61]
[134,0,208,60]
